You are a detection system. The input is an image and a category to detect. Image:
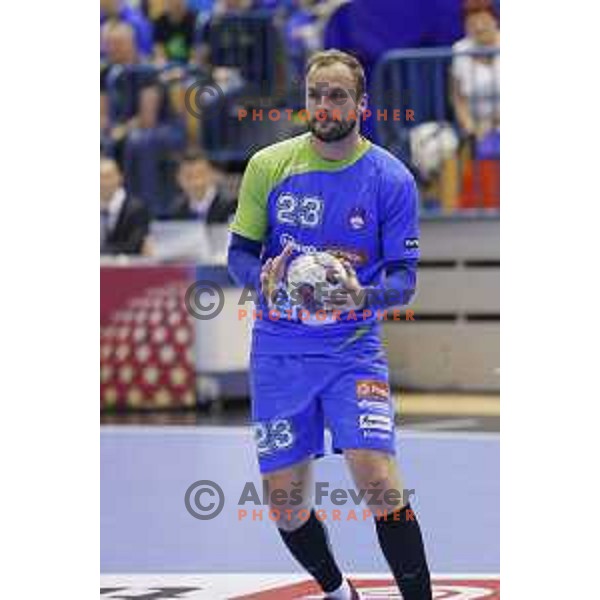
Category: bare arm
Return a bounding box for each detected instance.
[450,74,475,136]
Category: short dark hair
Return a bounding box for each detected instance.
[179,149,209,168]
[305,49,366,100]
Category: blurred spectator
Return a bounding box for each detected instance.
[451,0,500,141]
[286,0,346,56]
[153,0,199,65]
[100,157,151,255]
[122,83,187,217]
[102,20,140,67]
[100,0,153,58]
[451,0,500,210]
[196,0,255,67]
[101,20,140,92]
[101,92,114,156]
[284,0,321,80]
[101,21,161,131]
[168,150,237,223]
[196,0,289,100]
[101,22,141,162]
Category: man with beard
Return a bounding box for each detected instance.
[227,50,432,599]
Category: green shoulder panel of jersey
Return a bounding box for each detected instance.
[229,133,310,242]
[229,132,372,242]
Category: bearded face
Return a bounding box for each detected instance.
[308,109,358,142]
[306,64,365,143]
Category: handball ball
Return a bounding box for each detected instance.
[286,252,345,312]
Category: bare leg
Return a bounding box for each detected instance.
[345,449,432,600]
[264,459,354,598]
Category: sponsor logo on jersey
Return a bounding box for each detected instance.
[278,234,368,267]
[279,233,319,255]
[404,237,419,249]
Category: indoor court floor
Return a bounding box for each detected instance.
[100,395,500,598]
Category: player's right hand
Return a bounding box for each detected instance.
[260,243,293,306]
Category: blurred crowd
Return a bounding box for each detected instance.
[100,0,499,256]
[101,0,345,255]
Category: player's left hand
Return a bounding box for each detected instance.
[325,259,365,310]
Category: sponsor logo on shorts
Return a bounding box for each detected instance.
[356,380,390,399]
[404,237,419,249]
[363,430,393,441]
[359,413,393,432]
[358,399,391,413]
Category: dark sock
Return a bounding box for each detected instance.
[374,503,432,600]
[278,510,344,593]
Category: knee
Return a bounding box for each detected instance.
[262,472,312,532]
[345,450,408,511]
[345,449,395,488]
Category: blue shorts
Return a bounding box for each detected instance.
[250,342,396,474]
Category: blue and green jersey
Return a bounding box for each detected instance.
[230,132,420,354]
